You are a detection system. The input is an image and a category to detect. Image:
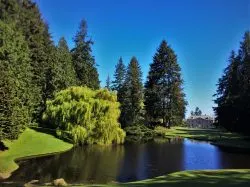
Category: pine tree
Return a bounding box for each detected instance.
[111,57,126,91]
[0,21,33,140]
[145,40,186,127]
[214,31,250,133]
[121,57,143,127]
[105,74,111,90]
[53,37,77,91]
[71,19,100,89]
[17,0,54,123]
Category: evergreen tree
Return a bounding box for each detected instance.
[238,31,250,132]
[121,57,143,127]
[105,74,111,90]
[53,37,77,91]
[214,52,241,131]
[17,0,54,123]
[191,107,202,116]
[214,31,250,133]
[145,40,186,127]
[0,21,33,140]
[111,57,126,91]
[71,20,100,89]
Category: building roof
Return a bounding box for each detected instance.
[187,115,214,120]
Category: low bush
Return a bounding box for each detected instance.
[124,125,156,143]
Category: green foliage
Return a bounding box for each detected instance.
[191,107,202,116]
[214,31,250,134]
[124,125,155,142]
[111,57,126,91]
[120,57,144,127]
[52,37,77,91]
[71,20,100,89]
[144,40,187,127]
[105,74,111,91]
[0,21,33,140]
[42,87,125,145]
[17,0,55,122]
[154,126,169,137]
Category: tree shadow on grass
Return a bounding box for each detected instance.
[116,170,250,187]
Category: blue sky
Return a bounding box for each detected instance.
[35,0,250,117]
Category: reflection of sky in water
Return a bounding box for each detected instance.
[4,138,250,184]
[183,138,220,170]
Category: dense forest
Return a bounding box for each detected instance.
[1,0,249,144]
[0,0,186,143]
[214,31,250,134]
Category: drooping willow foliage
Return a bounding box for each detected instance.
[42,87,126,145]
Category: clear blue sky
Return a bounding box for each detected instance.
[35,0,250,117]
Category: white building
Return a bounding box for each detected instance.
[186,115,214,128]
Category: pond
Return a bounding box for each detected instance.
[3,138,250,184]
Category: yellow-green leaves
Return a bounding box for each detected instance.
[43,86,125,145]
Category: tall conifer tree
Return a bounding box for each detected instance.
[0,21,33,140]
[71,20,100,89]
[144,40,186,127]
[121,57,143,127]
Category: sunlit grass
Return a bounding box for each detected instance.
[0,128,72,178]
[72,169,250,187]
[157,127,250,149]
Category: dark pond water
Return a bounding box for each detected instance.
[3,138,250,184]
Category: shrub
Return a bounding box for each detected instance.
[124,125,156,143]
[42,87,126,145]
[154,126,168,136]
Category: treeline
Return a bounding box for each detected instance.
[0,0,187,141]
[0,0,99,140]
[108,40,187,128]
[214,31,250,134]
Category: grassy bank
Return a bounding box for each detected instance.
[63,169,250,187]
[155,127,250,150]
[0,128,73,179]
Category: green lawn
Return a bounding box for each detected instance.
[65,169,250,187]
[155,126,250,150]
[0,128,73,179]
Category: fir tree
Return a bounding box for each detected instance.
[191,107,202,116]
[71,19,100,89]
[214,31,250,133]
[54,37,77,91]
[105,74,111,90]
[17,0,54,123]
[144,40,186,127]
[111,57,126,91]
[0,21,33,140]
[121,57,143,127]
[238,31,250,132]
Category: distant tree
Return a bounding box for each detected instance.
[191,107,202,116]
[121,57,143,127]
[111,57,126,92]
[111,58,127,125]
[71,20,100,89]
[145,40,187,127]
[105,74,111,90]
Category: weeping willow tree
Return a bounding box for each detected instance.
[42,87,125,145]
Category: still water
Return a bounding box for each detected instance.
[4,138,250,184]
